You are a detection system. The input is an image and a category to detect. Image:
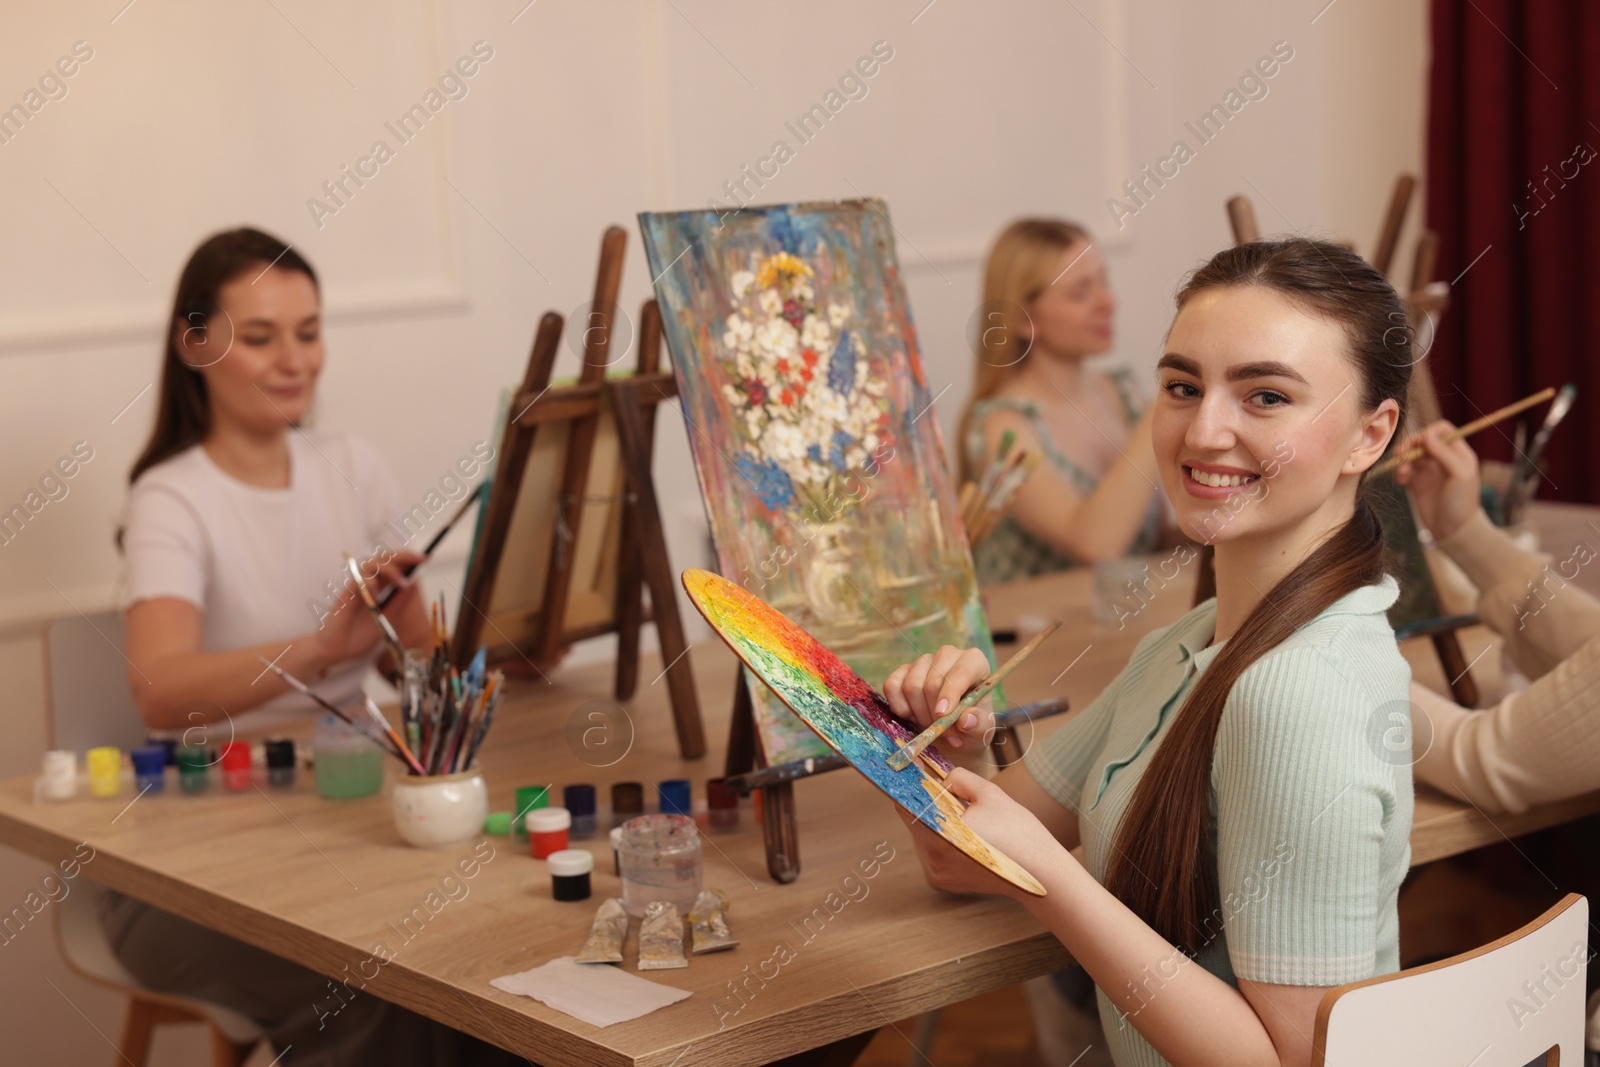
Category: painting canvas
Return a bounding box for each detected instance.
[640,199,997,764]
[464,383,629,661]
[683,568,1042,895]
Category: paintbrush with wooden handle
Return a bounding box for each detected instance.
[887,619,1061,771]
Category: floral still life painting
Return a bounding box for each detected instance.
[639,199,997,764]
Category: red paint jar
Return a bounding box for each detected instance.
[527,807,571,859]
[220,741,252,792]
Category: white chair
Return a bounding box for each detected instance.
[1314,892,1588,1066]
[44,612,265,1067]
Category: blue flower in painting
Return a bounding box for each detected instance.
[827,429,853,472]
[734,453,796,511]
[828,331,855,396]
[806,443,824,467]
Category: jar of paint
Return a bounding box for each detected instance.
[130,745,167,795]
[146,737,178,767]
[563,784,597,840]
[86,747,122,799]
[176,745,210,794]
[706,777,738,832]
[610,781,643,828]
[220,741,252,792]
[512,785,549,843]
[527,807,571,859]
[391,768,489,849]
[264,739,296,789]
[484,811,511,836]
[548,849,593,902]
[619,814,702,917]
[313,715,384,799]
[609,826,623,876]
[39,751,77,801]
[658,778,691,817]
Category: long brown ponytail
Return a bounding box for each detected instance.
[1101,238,1411,956]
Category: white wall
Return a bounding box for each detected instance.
[0,1,1425,1061]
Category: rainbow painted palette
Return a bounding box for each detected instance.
[682,568,1045,896]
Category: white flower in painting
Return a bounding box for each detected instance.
[759,289,783,316]
[722,313,753,350]
[732,271,756,299]
[828,302,850,328]
[793,281,815,303]
[755,317,799,362]
[799,314,833,352]
[764,421,806,463]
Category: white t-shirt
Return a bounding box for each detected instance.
[121,430,405,734]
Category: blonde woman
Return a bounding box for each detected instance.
[959,219,1172,584]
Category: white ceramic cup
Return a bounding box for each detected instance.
[391,768,488,849]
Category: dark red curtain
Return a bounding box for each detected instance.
[1427,0,1600,505]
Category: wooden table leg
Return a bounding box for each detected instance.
[764,1027,878,1066]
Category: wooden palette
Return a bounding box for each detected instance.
[682,568,1044,896]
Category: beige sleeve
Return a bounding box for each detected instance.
[1412,633,1600,813]
[1434,508,1600,679]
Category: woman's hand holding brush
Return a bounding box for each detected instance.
[311,550,424,668]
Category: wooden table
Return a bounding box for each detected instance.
[2,501,1596,1065]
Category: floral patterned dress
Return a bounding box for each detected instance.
[963,367,1163,585]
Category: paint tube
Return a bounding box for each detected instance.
[575,898,628,964]
[636,900,688,970]
[688,888,737,954]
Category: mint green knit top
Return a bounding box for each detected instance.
[1023,574,1413,1067]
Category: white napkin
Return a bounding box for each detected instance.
[491,956,691,1027]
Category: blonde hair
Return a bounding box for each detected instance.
[957,218,1090,483]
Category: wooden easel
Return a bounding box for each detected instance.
[454,227,707,758]
[724,680,802,883]
[1211,178,1480,707]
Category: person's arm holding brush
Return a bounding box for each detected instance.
[978,404,1163,564]
[126,550,427,730]
[883,645,1002,776]
[1396,418,1600,813]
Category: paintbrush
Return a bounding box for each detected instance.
[1505,383,1577,526]
[376,484,485,608]
[969,450,1038,544]
[361,694,426,775]
[886,618,1063,771]
[460,674,503,771]
[956,480,979,528]
[962,429,1017,531]
[726,696,1074,793]
[1372,386,1557,477]
[343,554,406,662]
[975,428,1018,503]
[254,655,405,761]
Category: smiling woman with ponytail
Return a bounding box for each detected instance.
[884,238,1413,1067]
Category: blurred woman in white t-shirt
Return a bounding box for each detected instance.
[106,228,522,1067]
[120,231,431,734]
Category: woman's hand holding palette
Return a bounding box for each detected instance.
[681,568,1045,896]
